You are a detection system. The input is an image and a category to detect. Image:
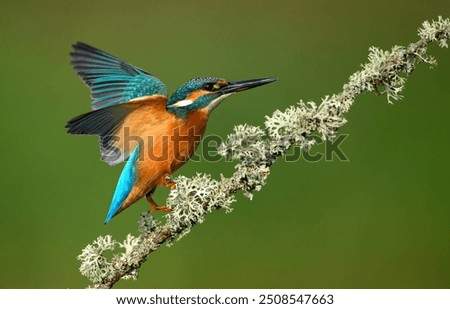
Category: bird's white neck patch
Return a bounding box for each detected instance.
[172,99,194,108]
[171,93,234,112]
[206,93,234,112]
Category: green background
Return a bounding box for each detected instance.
[1,0,449,288]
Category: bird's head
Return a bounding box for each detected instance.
[167,77,277,117]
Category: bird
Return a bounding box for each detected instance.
[66,42,276,223]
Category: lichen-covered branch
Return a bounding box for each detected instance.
[77,17,450,289]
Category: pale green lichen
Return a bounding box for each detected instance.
[77,234,144,284]
[418,16,450,48]
[218,124,267,163]
[138,211,156,236]
[77,235,118,284]
[164,173,236,242]
[77,17,450,288]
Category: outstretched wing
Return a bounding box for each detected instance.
[70,42,168,110]
[66,103,136,165]
[66,95,168,166]
[68,42,168,165]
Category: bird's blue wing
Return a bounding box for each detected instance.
[104,145,140,223]
[70,42,168,110]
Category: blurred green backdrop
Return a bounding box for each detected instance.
[1,0,449,288]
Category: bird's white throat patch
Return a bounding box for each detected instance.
[206,93,234,112]
[171,93,234,111]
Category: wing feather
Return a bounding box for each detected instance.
[70,42,168,110]
[66,104,136,165]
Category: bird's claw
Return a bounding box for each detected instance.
[149,205,173,213]
[163,173,176,190]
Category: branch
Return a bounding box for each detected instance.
[77,17,450,289]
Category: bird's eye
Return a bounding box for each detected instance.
[202,83,216,91]
[202,82,223,91]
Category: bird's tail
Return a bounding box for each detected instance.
[104,145,140,223]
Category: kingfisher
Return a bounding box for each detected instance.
[66,42,276,223]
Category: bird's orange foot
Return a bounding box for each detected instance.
[163,173,176,190]
[146,194,172,213]
[149,205,173,213]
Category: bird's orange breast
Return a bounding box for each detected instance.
[115,101,210,191]
[169,108,209,172]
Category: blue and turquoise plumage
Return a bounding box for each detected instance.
[70,42,168,109]
[104,145,140,224]
[69,42,170,166]
[67,42,170,223]
[67,42,277,223]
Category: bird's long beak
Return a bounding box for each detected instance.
[220,77,277,94]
